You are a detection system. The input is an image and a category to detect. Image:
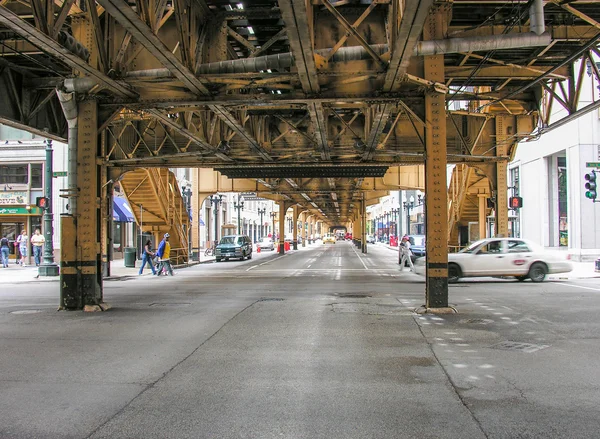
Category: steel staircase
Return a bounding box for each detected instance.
[120,168,190,264]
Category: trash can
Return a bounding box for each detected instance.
[124,247,137,267]
[191,251,199,262]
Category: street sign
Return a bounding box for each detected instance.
[0,206,42,215]
[53,171,67,177]
[586,162,600,168]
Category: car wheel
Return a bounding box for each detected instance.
[216,258,222,262]
[516,276,528,282]
[248,252,252,259]
[448,263,461,283]
[528,262,547,282]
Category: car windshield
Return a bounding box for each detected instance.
[219,236,236,245]
[460,240,487,254]
[410,236,425,246]
[261,238,272,243]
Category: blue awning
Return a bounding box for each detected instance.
[113,197,135,222]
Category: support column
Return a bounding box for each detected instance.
[362,193,367,253]
[478,194,487,240]
[278,201,286,254]
[292,205,299,250]
[495,116,510,237]
[302,212,307,247]
[38,140,59,276]
[60,99,104,311]
[424,8,449,309]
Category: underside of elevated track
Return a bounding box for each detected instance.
[1,0,599,309]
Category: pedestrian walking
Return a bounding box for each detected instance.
[1,235,9,268]
[399,235,415,272]
[139,239,157,275]
[30,229,45,266]
[17,230,28,266]
[155,233,174,276]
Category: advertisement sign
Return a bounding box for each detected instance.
[0,206,42,215]
[0,191,27,205]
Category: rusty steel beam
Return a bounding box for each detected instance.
[96,0,210,96]
[0,6,137,99]
[208,105,273,161]
[307,103,330,161]
[277,0,320,94]
[384,0,434,92]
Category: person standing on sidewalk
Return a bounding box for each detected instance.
[155,233,174,276]
[1,235,9,268]
[30,229,45,266]
[399,235,415,272]
[139,239,157,275]
[17,230,28,266]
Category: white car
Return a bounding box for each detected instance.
[417,238,572,283]
[257,237,275,251]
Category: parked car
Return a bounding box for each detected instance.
[257,237,275,251]
[323,234,336,244]
[366,235,376,244]
[414,237,572,282]
[215,235,253,261]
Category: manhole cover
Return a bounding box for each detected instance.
[149,303,191,307]
[258,298,285,302]
[337,294,372,298]
[460,318,494,325]
[11,310,43,314]
[490,341,549,353]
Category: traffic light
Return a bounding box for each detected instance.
[509,196,523,209]
[585,171,597,200]
[36,196,50,209]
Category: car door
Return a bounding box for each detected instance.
[505,239,533,275]
[467,239,508,276]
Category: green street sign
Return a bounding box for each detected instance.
[586,162,600,168]
[53,171,67,177]
[0,206,43,215]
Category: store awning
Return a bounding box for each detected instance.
[113,197,135,222]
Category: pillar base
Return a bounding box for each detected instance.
[38,263,59,277]
[293,241,298,250]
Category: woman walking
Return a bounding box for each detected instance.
[1,235,9,268]
[139,240,157,275]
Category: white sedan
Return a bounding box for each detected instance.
[417,238,572,282]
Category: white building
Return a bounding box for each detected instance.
[510,60,600,261]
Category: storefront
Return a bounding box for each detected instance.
[0,200,43,263]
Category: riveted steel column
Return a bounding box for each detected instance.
[301,212,307,247]
[60,99,103,310]
[424,8,448,308]
[478,194,487,240]
[362,193,367,253]
[495,115,510,237]
[292,205,299,250]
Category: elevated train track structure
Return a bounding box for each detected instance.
[1,0,599,309]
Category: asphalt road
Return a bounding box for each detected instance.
[1,241,599,438]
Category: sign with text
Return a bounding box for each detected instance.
[0,206,42,215]
[0,191,27,205]
[586,162,600,168]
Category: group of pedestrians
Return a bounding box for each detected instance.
[0,229,46,268]
[138,233,174,276]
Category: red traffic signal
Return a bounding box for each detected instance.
[509,196,523,209]
[36,197,50,209]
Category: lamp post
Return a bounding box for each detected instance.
[270,211,277,239]
[209,194,223,245]
[385,211,390,242]
[391,207,400,239]
[181,185,192,259]
[234,195,244,234]
[257,207,266,240]
[403,195,423,235]
[38,139,59,277]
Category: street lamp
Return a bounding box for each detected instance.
[391,207,400,239]
[234,195,244,234]
[38,139,59,277]
[257,207,266,240]
[403,195,423,235]
[270,211,277,239]
[181,184,192,259]
[209,194,223,245]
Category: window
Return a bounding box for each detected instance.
[478,241,502,254]
[30,164,43,188]
[0,164,28,184]
[508,240,531,253]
